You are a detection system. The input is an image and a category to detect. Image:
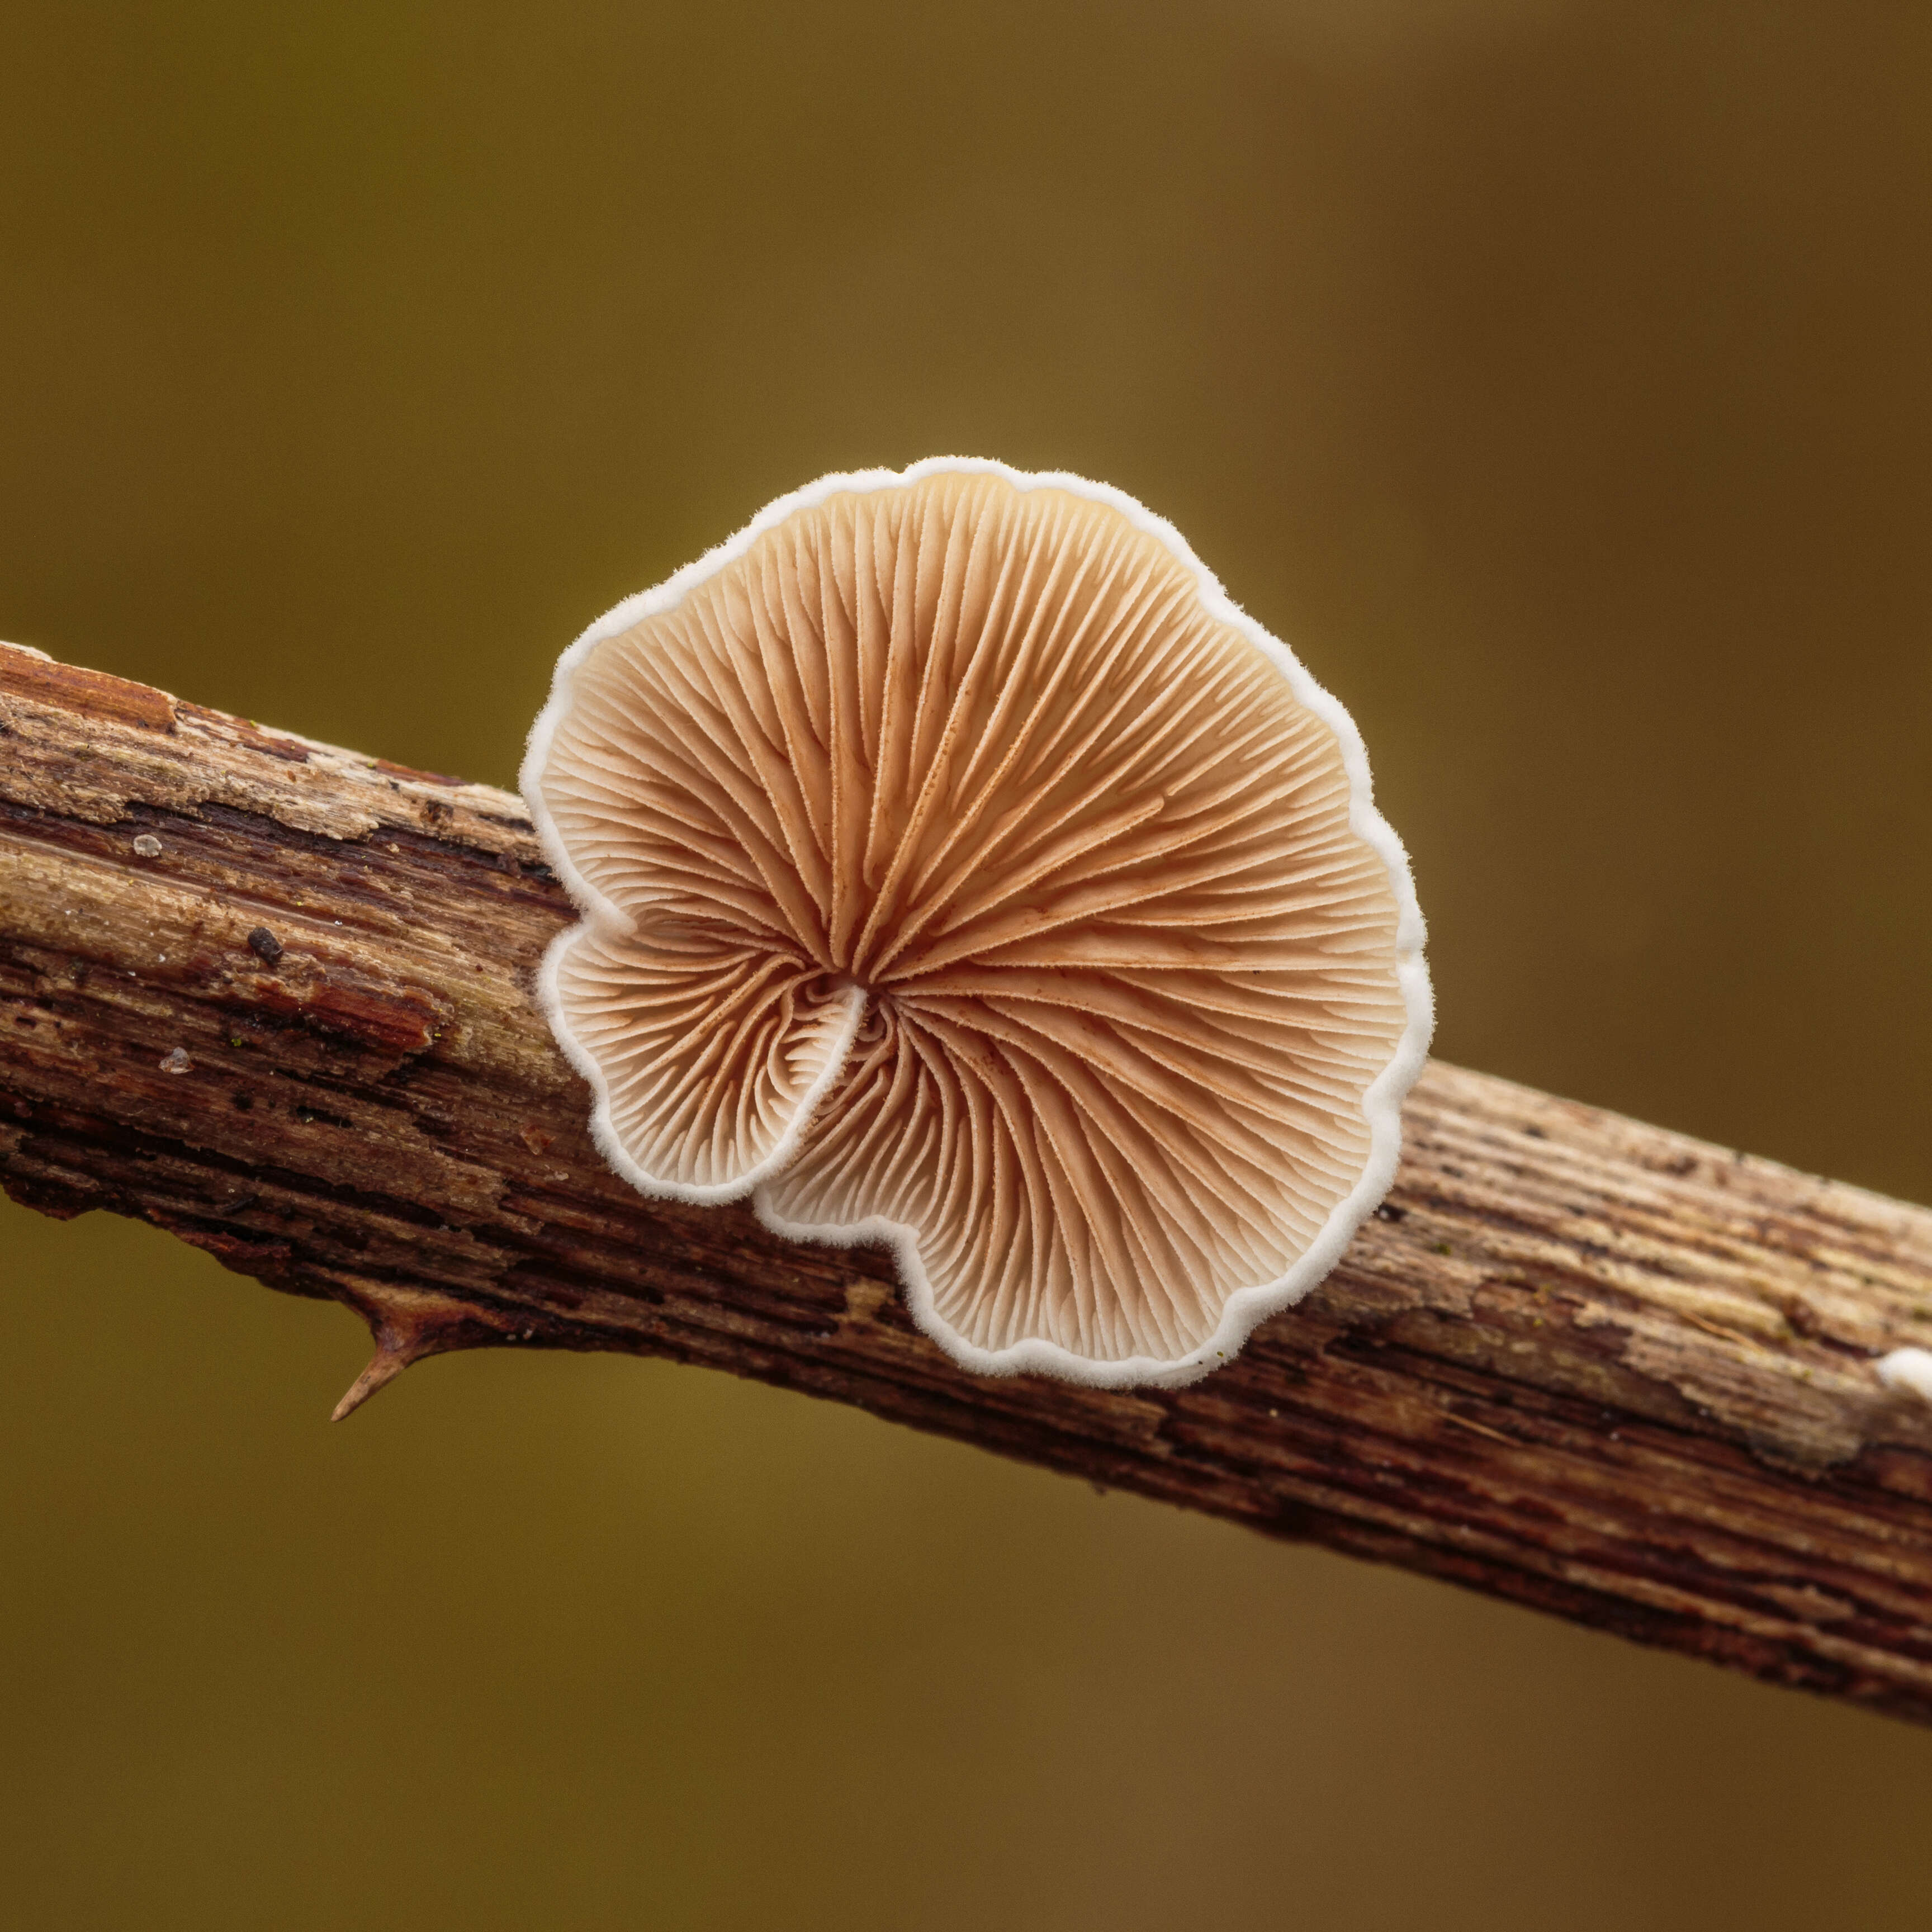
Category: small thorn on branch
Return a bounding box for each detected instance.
[328,1284,513,1422]
[330,1345,413,1422]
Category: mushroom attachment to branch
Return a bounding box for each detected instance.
[522,460,1432,1385]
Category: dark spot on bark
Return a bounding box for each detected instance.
[247,926,285,964]
[231,1092,254,1111]
[1374,1202,1408,1222]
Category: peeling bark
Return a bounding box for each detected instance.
[4,640,1931,1721]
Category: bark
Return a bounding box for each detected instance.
[4,638,1932,1721]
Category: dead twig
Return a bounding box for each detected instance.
[4,640,1932,1722]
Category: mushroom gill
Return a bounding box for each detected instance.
[524,463,1431,1384]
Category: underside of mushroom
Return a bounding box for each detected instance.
[524,462,1430,1385]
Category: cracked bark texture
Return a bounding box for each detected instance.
[3,638,1931,1722]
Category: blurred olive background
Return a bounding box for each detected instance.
[3,2,1929,1927]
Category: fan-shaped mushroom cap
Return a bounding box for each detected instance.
[523,459,1431,1386]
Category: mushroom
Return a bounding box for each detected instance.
[522,459,1432,1386]
[1876,1348,1932,1403]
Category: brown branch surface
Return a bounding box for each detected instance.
[5,639,1932,1720]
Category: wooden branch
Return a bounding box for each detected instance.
[5,639,1932,1722]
